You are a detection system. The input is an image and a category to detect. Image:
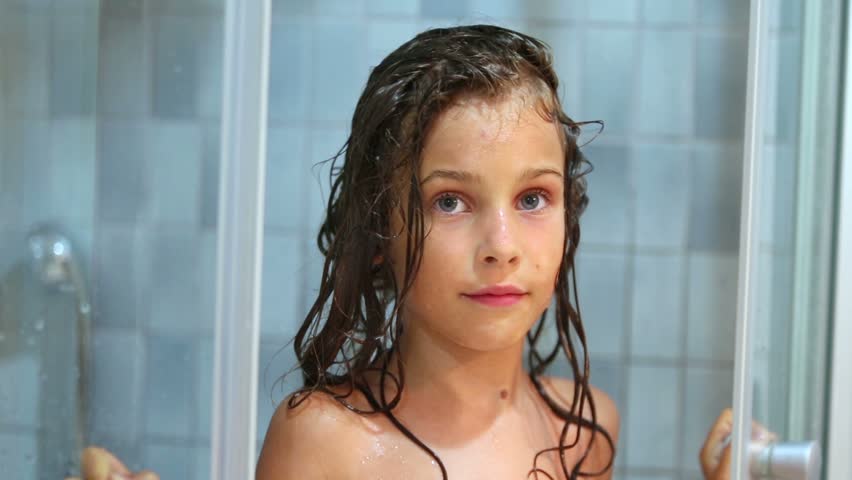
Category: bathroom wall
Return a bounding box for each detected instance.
[0,1,800,479]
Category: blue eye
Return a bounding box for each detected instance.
[434,194,467,214]
[518,190,549,211]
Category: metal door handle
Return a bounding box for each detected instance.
[749,441,821,479]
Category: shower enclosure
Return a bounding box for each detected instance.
[0,0,849,479]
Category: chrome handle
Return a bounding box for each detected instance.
[749,441,821,479]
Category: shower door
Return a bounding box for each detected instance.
[0,0,227,478]
[729,0,847,478]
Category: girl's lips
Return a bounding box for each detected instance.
[463,293,526,307]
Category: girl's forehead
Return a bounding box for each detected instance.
[422,96,565,169]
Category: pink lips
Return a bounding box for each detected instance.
[463,284,527,307]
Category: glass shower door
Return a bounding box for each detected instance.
[730,0,843,478]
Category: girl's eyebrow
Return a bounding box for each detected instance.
[420,167,563,186]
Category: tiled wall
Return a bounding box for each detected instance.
[0,0,801,479]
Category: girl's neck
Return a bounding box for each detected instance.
[395,320,532,422]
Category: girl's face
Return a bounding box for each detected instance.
[389,93,567,352]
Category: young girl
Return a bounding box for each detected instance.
[79,24,735,480]
[258,24,617,480]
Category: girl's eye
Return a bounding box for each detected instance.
[434,194,468,214]
[518,190,550,211]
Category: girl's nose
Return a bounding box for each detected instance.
[478,208,521,267]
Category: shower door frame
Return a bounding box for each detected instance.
[731,0,852,478]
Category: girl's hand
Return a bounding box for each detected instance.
[65,446,159,480]
[700,408,778,480]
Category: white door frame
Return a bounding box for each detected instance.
[826,1,852,475]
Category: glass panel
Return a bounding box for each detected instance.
[0,1,225,478]
[736,0,841,477]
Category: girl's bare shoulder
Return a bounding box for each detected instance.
[538,375,620,478]
[256,388,375,479]
[539,375,620,441]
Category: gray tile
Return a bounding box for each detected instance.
[2,10,49,115]
[49,13,97,116]
[0,431,37,479]
[97,121,148,223]
[316,0,366,15]
[625,365,679,469]
[368,0,419,16]
[307,128,348,234]
[681,366,733,470]
[52,0,99,12]
[698,0,749,28]
[198,16,225,120]
[686,252,738,361]
[525,24,582,112]
[630,253,684,359]
[633,143,689,248]
[200,125,221,229]
[468,0,524,18]
[195,445,211,480]
[774,0,802,30]
[99,15,148,115]
[261,233,304,338]
[525,0,585,21]
[146,229,206,335]
[196,337,213,437]
[587,0,638,23]
[146,121,203,225]
[366,19,420,69]
[143,441,194,479]
[576,251,627,357]
[0,352,40,428]
[579,145,631,247]
[1,120,51,226]
[89,328,144,438]
[695,33,748,141]
[152,15,204,119]
[144,334,196,437]
[271,0,314,16]
[93,226,148,329]
[581,28,638,136]
[268,18,313,123]
[101,0,144,19]
[688,143,742,252]
[47,119,97,226]
[148,0,223,14]
[312,19,368,124]
[420,0,469,18]
[199,232,218,331]
[641,0,693,24]
[265,127,308,230]
[637,30,693,137]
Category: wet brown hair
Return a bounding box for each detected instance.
[286,24,615,479]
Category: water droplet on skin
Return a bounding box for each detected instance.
[431,460,437,465]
